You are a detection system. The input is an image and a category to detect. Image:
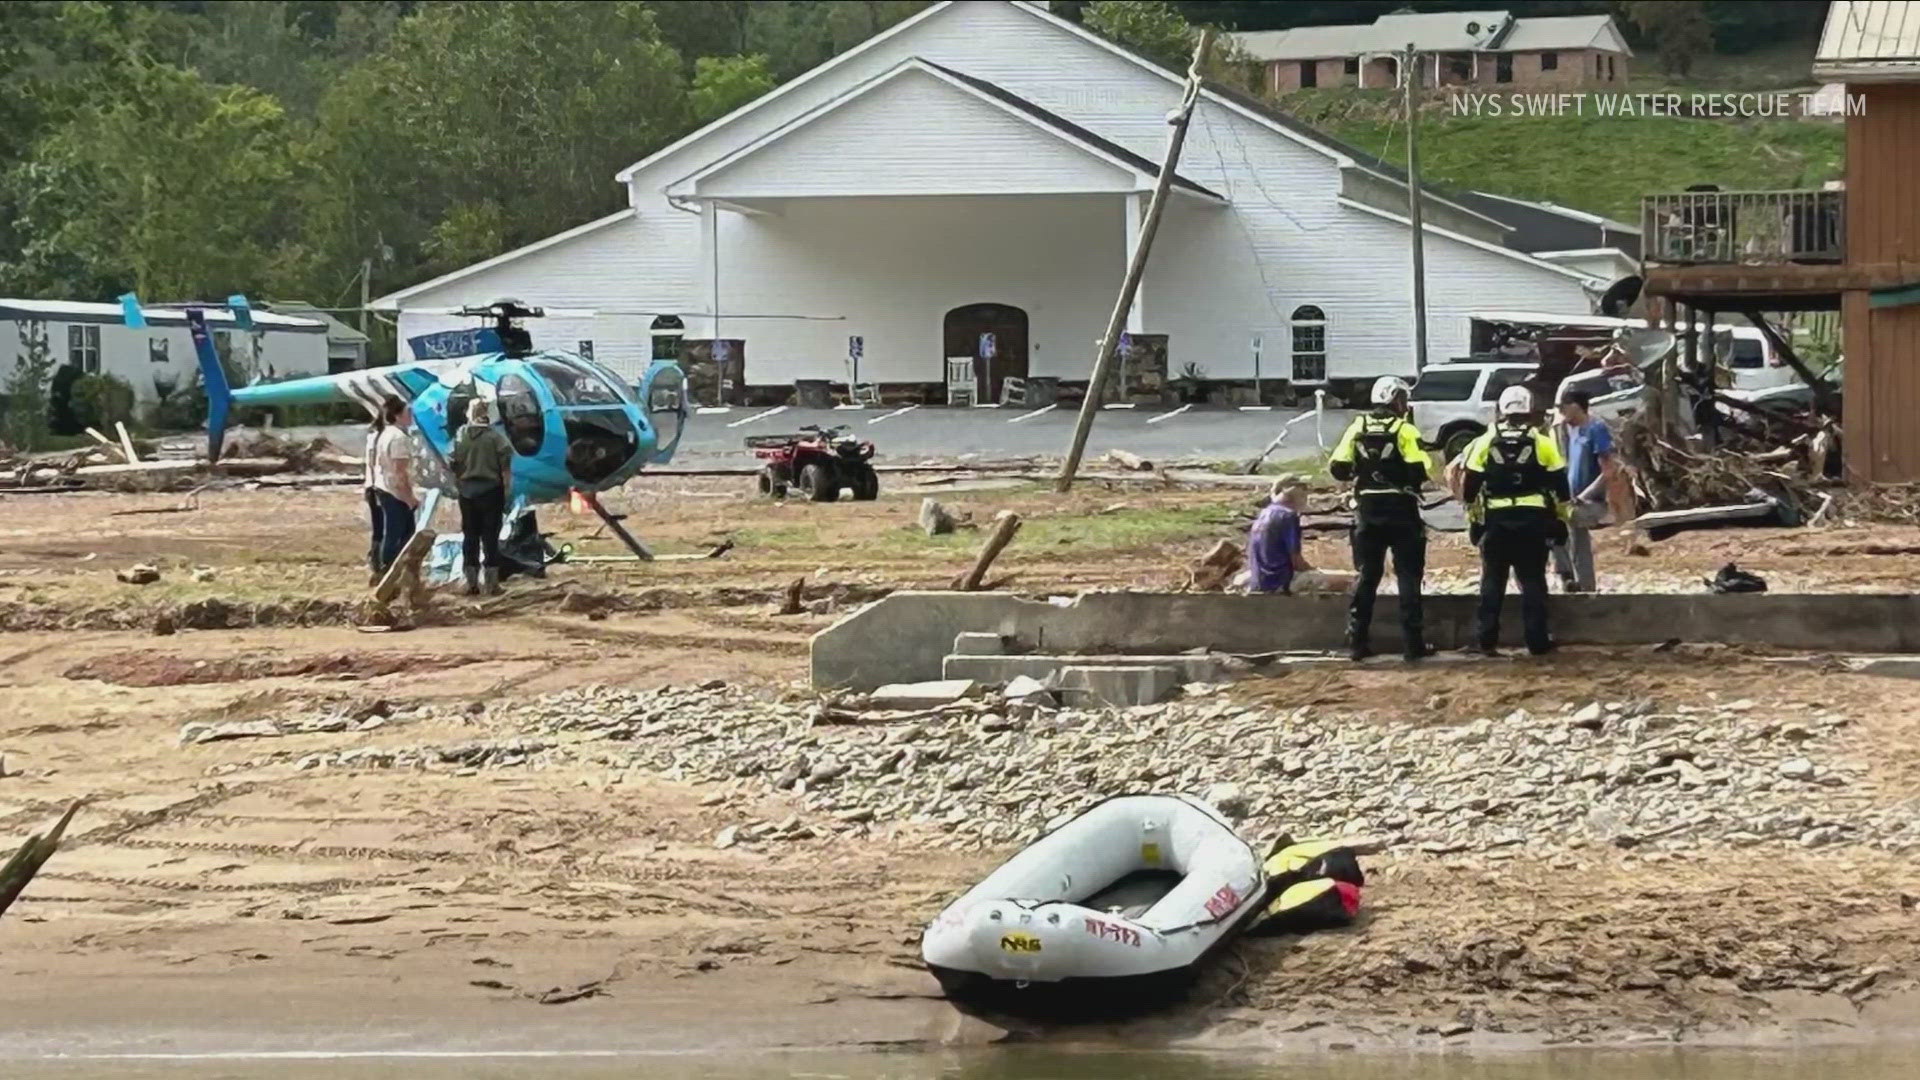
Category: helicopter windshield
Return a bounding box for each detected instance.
[532,358,623,407]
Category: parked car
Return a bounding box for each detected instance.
[1410,362,1646,461]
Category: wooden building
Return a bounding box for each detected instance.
[1640,0,1920,483]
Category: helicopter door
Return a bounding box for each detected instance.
[641,361,688,463]
[496,373,544,456]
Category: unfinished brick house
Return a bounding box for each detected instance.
[1234,10,1631,94]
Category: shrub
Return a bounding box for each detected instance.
[71,373,137,433]
[47,364,84,436]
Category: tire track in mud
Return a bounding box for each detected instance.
[66,784,262,847]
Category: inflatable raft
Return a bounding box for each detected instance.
[921,794,1266,1015]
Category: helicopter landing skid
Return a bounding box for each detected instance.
[580,491,654,562]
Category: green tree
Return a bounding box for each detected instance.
[301,1,687,299]
[1085,0,1198,68]
[1083,0,1258,91]
[1,321,57,450]
[15,61,297,300]
[1623,0,1715,78]
[690,54,776,124]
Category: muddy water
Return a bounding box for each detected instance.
[13,1047,1920,1080]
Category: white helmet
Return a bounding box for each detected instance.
[1370,376,1411,406]
[1496,384,1535,417]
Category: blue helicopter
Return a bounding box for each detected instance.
[143,294,688,560]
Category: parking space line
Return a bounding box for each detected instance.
[725,405,789,429]
[1008,404,1058,424]
[868,404,919,425]
[1146,404,1192,425]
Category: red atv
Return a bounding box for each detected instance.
[746,424,879,502]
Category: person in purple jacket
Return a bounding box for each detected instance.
[1247,475,1316,593]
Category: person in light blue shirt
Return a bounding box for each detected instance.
[1554,390,1617,592]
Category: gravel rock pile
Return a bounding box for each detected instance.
[247,682,1919,856]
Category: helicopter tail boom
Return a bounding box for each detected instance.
[185,311,233,464]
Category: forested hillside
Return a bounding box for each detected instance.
[0,1,932,313]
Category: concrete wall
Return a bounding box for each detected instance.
[812,590,1920,690]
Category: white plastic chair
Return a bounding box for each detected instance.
[946,357,976,407]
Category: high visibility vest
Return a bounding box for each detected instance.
[1350,416,1415,497]
[1479,424,1553,511]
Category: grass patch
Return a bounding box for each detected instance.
[732,504,1228,559]
[1273,89,1843,224]
[1200,454,1328,479]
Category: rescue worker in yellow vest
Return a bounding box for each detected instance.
[1462,385,1572,656]
[1328,376,1434,662]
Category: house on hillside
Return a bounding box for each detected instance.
[1639,0,1920,483]
[0,299,329,410]
[1234,10,1632,94]
[370,0,1616,406]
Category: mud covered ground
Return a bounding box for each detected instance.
[2,476,1920,1056]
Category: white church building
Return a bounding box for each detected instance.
[370,0,1628,405]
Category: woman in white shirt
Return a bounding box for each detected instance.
[371,397,417,572]
[363,403,393,584]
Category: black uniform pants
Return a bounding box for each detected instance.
[1476,516,1553,653]
[458,486,506,570]
[1348,518,1426,646]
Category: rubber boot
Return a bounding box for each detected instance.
[482,567,501,596]
[462,567,480,596]
[1346,619,1373,662]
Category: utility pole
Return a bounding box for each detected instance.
[359,257,372,336]
[1056,29,1212,493]
[1402,43,1429,373]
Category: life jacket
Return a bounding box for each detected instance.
[1480,423,1549,503]
[1350,415,1413,495]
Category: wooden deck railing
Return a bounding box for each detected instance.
[1641,190,1844,266]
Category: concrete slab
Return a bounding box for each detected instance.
[811,591,1920,691]
[1844,656,1920,680]
[942,653,1221,685]
[951,632,1006,657]
[867,679,979,709]
[1057,665,1181,708]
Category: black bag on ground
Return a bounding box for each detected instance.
[497,510,559,581]
[1708,562,1767,594]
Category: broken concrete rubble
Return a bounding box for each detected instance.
[867,679,980,710]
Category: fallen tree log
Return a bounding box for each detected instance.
[952,510,1022,591]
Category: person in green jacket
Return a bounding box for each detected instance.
[451,398,514,595]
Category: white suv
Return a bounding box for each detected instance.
[1409,362,1646,461]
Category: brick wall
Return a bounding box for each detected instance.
[1265,50,1628,92]
[1265,57,1354,92]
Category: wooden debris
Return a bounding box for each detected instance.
[1187,539,1244,592]
[952,510,1021,591]
[365,528,436,624]
[114,421,140,464]
[84,427,129,463]
[777,577,806,616]
[1,802,81,919]
[116,564,161,585]
[1105,449,1154,472]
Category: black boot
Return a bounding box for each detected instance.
[1402,639,1434,662]
[1346,623,1373,662]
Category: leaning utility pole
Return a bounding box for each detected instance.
[1056,29,1213,493]
[1402,43,1429,373]
[359,257,373,336]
